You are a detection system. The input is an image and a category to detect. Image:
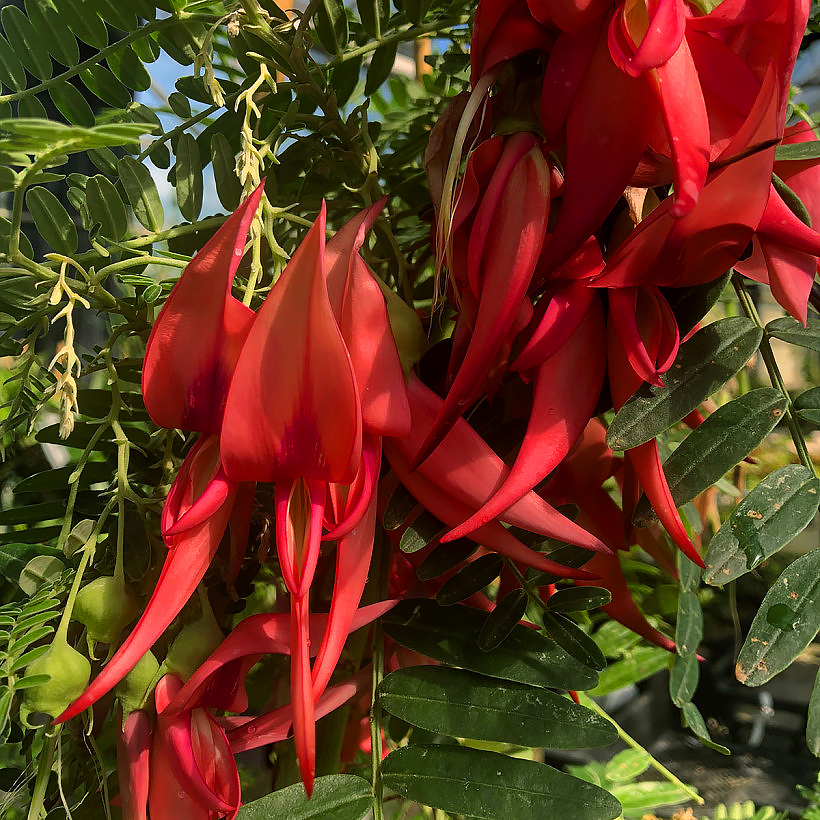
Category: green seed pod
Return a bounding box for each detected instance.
[114,649,160,716]
[72,576,140,644]
[164,609,224,680]
[20,638,90,719]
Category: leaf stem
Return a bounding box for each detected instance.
[731,273,816,474]
[577,693,704,805]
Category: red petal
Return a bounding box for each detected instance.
[444,297,605,541]
[56,456,237,723]
[312,495,377,697]
[395,376,609,552]
[221,203,361,484]
[116,709,150,820]
[142,183,263,434]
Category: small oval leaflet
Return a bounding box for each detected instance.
[479,588,528,651]
[436,553,504,606]
[381,744,622,820]
[703,465,820,585]
[736,548,820,687]
[379,666,617,749]
[607,317,762,451]
[633,388,787,526]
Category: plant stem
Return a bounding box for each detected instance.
[26,726,60,820]
[577,693,704,805]
[732,273,816,474]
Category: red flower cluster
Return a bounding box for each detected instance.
[51,0,820,815]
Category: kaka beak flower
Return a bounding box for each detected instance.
[444,293,606,541]
[606,286,704,568]
[116,708,151,820]
[151,674,241,820]
[414,132,552,466]
[736,124,820,323]
[56,184,266,725]
[219,200,408,795]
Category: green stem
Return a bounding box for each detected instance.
[369,529,390,820]
[578,693,704,805]
[732,273,816,474]
[26,726,60,820]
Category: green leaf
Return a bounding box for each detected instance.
[669,651,699,707]
[766,313,820,353]
[118,156,164,232]
[330,57,362,108]
[168,91,192,119]
[17,96,47,119]
[85,174,128,239]
[399,509,443,553]
[402,0,433,24]
[416,538,477,581]
[107,47,152,93]
[0,543,63,583]
[547,587,611,613]
[0,215,33,257]
[383,599,599,691]
[49,82,96,127]
[775,141,820,161]
[436,554,504,606]
[478,589,528,651]
[609,781,694,812]
[357,0,389,38]
[89,146,120,176]
[541,612,606,671]
[379,666,617,749]
[235,775,371,820]
[633,389,787,526]
[1,5,52,80]
[53,0,107,48]
[25,186,78,254]
[0,501,67,525]
[80,64,132,109]
[675,588,702,658]
[365,41,398,96]
[91,0,138,32]
[313,0,348,56]
[210,133,241,211]
[13,462,112,494]
[662,272,730,338]
[18,556,65,595]
[175,132,202,222]
[603,749,651,783]
[24,0,79,67]
[607,317,762,451]
[703,465,820,585]
[383,482,418,530]
[795,386,820,426]
[807,664,820,757]
[736,548,820,687]
[0,33,26,91]
[156,22,207,66]
[381,745,622,820]
[587,646,671,696]
[681,701,729,754]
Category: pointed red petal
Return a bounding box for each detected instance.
[413,138,551,464]
[56,450,237,723]
[291,595,316,796]
[394,376,609,552]
[116,709,150,820]
[221,203,361,484]
[142,183,263,434]
[312,494,377,697]
[445,297,605,541]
